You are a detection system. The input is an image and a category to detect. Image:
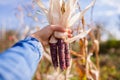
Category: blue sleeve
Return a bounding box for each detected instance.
[0,36,44,80]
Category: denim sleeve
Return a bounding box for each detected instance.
[0,36,44,80]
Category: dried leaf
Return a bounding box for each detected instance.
[70,50,83,58]
[67,0,96,27]
[36,0,48,14]
[67,29,91,43]
[90,69,99,80]
[86,53,99,80]
[75,60,86,79]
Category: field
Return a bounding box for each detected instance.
[0,0,120,80]
[0,31,120,80]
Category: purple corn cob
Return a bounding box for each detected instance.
[49,43,58,69]
[57,39,66,70]
[64,42,70,68]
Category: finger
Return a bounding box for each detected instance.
[68,34,73,38]
[50,25,66,32]
[66,29,72,34]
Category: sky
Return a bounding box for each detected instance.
[0,0,120,40]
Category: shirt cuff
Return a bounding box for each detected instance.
[25,36,44,59]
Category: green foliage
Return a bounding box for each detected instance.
[100,40,120,53]
[70,76,79,80]
[99,39,120,80]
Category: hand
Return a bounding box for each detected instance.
[31,25,72,46]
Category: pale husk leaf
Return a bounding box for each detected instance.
[67,29,91,43]
[36,0,48,15]
[48,0,61,24]
[67,0,96,27]
[49,36,58,43]
[61,0,78,27]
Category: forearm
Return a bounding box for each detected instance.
[0,36,43,80]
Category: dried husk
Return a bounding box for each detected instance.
[66,29,91,43]
[36,0,95,29]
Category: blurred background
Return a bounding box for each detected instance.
[0,0,120,80]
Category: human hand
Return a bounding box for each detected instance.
[31,25,72,46]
